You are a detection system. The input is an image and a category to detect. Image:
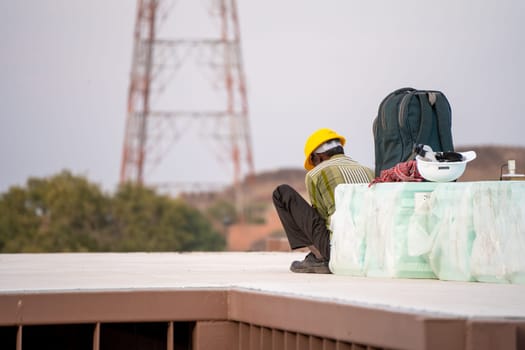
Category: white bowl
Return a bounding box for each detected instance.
[416,151,477,182]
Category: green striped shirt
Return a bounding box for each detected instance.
[306,154,374,228]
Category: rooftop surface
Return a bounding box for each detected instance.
[1,251,524,320]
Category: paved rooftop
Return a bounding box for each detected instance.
[1,252,524,320]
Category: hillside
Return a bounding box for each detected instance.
[244,144,525,192]
[456,145,525,181]
[236,144,525,200]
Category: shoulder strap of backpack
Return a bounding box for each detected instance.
[433,92,454,151]
[414,92,434,144]
[374,87,416,174]
[377,87,415,129]
[398,91,434,160]
[413,91,454,152]
[397,91,414,149]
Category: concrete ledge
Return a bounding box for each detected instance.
[0,290,229,325]
[1,288,524,350]
[1,252,524,349]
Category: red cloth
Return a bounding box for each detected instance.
[369,160,424,187]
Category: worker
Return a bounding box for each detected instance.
[272,128,374,273]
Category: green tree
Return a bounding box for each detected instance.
[110,183,225,252]
[0,171,110,252]
[0,172,225,252]
[0,186,41,252]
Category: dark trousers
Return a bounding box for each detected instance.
[272,184,331,259]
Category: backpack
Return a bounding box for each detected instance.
[372,87,455,177]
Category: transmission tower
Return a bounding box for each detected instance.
[120,0,255,207]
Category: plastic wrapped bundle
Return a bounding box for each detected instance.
[425,184,476,282]
[426,182,525,284]
[506,183,525,284]
[329,181,525,283]
[330,183,437,278]
[364,183,437,278]
[470,182,525,284]
[361,184,399,277]
[329,184,368,275]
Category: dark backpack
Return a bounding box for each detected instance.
[372,87,455,177]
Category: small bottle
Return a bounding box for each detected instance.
[501,160,525,181]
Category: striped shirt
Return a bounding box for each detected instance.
[305,154,374,228]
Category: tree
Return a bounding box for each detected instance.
[110,183,225,252]
[0,171,225,252]
[0,186,41,252]
[0,171,110,252]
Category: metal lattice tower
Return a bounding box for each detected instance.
[120,0,254,201]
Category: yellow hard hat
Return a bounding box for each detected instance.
[303,128,346,170]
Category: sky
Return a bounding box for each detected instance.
[1,0,524,194]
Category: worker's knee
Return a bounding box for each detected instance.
[273,184,294,204]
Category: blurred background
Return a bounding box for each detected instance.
[1,0,524,252]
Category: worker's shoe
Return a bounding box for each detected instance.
[290,253,331,274]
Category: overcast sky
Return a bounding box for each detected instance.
[1,0,524,194]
